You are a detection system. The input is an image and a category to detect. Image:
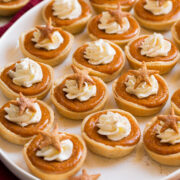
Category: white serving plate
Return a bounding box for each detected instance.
[0,1,180,179]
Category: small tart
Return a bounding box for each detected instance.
[112,65,169,116]
[125,35,179,74]
[72,40,125,82]
[0,98,54,145]
[51,67,108,120]
[143,107,180,166]
[81,109,141,158]
[171,89,180,115]
[0,60,53,100]
[171,20,180,47]
[19,21,74,67]
[23,131,87,180]
[42,0,92,34]
[89,0,136,13]
[134,0,180,31]
[0,0,30,16]
[87,12,140,46]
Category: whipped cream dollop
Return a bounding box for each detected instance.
[98,11,130,34]
[32,29,64,51]
[156,121,180,145]
[8,58,43,88]
[36,139,73,162]
[52,0,82,20]
[84,39,116,65]
[63,80,96,101]
[97,111,131,141]
[4,102,41,127]
[140,33,171,57]
[125,75,159,99]
[144,0,172,15]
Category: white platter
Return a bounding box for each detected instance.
[0,0,180,179]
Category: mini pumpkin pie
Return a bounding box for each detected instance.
[134,0,180,31]
[171,89,180,115]
[112,62,169,116]
[0,93,54,145]
[87,3,140,46]
[23,124,87,180]
[70,169,100,180]
[42,0,92,34]
[81,109,141,158]
[0,58,53,100]
[0,0,30,16]
[143,107,180,166]
[172,20,180,47]
[72,39,125,82]
[89,0,136,13]
[125,33,179,74]
[51,65,108,120]
[19,18,74,67]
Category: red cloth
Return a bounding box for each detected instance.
[0,0,42,179]
[0,0,43,37]
[0,161,19,180]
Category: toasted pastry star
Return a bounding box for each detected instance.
[69,169,100,180]
[68,65,94,90]
[38,124,62,152]
[36,18,57,43]
[108,3,130,26]
[157,107,180,133]
[128,62,159,89]
[153,0,166,6]
[11,92,36,115]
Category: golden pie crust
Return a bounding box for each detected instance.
[19,28,74,67]
[143,117,180,166]
[23,132,87,180]
[134,0,180,31]
[112,72,169,116]
[0,0,30,16]
[72,40,126,82]
[42,0,92,34]
[0,100,54,145]
[81,109,141,158]
[125,35,180,74]
[50,75,108,120]
[171,20,180,47]
[0,61,54,100]
[89,0,136,13]
[171,89,180,115]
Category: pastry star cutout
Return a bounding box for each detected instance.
[11,93,36,115]
[153,0,166,6]
[108,3,130,26]
[68,65,94,90]
[128,62,159,89]
[157,107,180,133]
[36,18,57,43]
[69,169,100,180]
[39,124,62,152]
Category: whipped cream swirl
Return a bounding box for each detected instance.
[36,139,73,161]
[144,0,172,15]
[32,29,64,50]
[156,121,180,145]
[52,0,82,20]
[97,111,131,141]
[4,102,41,127]
[98,11,130,34]
[125,75,159,99]
[84,39,116,65]
[8,58,43,88]
[140,33,171,57]
[63,79,96,102]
